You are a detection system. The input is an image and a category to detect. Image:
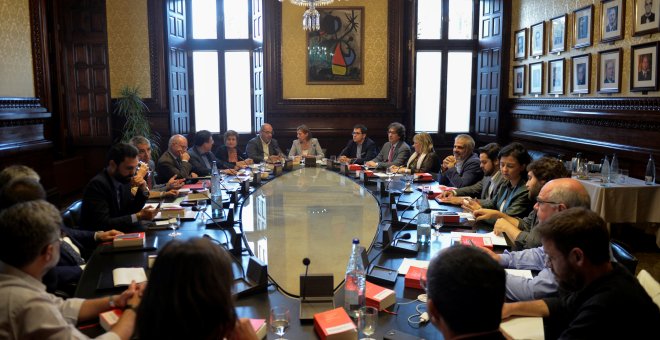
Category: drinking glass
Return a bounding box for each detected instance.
[269,306,290,339]
[359,306,378,340]
[385,166,394,182]
[168,214,181,237]
[198,200,207,222]
[432,212,443,236]
[418,270,428,302]
[300,156,306,167]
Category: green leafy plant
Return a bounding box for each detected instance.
[114,86,160,160]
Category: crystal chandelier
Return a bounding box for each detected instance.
[279,0,345,31]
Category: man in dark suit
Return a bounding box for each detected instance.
[642,0,655,24]
[338,124,378,165]
[638,54,652,81]
[156,134,198,183]
[365,122,411,169]
[439,143,503,204]
[81,143,157,231]
[129,135,183,199]
[188,130,233,176]
[439,134,484,188]
[245,123,284,163]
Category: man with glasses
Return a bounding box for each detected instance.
[0,200,142,340]
[480,178,591,301]
[246,123,284,163]
[156,134,198,184]
[503,208,660,339]
[338,124,378,165]
[642,0,655,24]
[365,122,411,169]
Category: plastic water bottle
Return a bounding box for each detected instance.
[210,161,224,218]
[417,193,431,246]
[344,238,365,319]
[610,154,619,183]
[601,156,610,184]
[646,155,656,185]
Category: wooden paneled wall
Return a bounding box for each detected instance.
[507,97,660,179]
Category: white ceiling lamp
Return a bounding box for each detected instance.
[279,0,347,31]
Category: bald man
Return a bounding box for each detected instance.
[245,123,284,163]
[156,134,198,184]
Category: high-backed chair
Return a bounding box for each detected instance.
[61,200,83,229]
[610,239,638,274]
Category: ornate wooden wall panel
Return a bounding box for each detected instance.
[508,98,660,179]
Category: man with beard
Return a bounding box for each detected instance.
[438,134,484,188]
[81,143,158,231]
[245,123,285,163]
[473,157,569,249]
[480,178,591,301]
[502,208,660,339]
[439,142,503,205]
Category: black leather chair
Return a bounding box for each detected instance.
[61,200,83,229]
[611,239,638,274]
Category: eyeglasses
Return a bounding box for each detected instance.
[536,197,561,206]
[351,132,363,135]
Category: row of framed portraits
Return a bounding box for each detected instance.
[514,0,660,59]
[513,42,658,95]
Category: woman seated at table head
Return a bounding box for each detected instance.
[288,124,325,160]
[137,238,258,340]
[392,132,440,174]
[215,130,253,170]
[462,142,533,220]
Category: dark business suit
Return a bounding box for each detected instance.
[639,70,652,81]
[339,138,378,165]
[642,13,655,24]
[245,135,284,163]
[214,145,247,169]
[43,226,96,294]
[439,153,484,188]
[188,147,220,176]
[404,152,441,173]
[370,141,412,169]
[156,150,194,183]
[80,170,148,231]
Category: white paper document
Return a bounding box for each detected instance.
[397,258,430,275]
[112,267,147,286]
[505,269,534,279]
[500,316,544,340]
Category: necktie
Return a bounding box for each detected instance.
[387,144,395,162]
[60,238,85,265]
[146,172,153,190]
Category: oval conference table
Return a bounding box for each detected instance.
[76,166,490,339]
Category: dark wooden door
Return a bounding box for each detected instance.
[166,0,190,135]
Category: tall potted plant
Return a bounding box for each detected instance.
[114,86,160,160]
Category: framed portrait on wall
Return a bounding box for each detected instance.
[634,0,660,36]
[571,54,591,94]
[530,22,545,56]
[631,42,659,91]
[513,65,526,94]
[597,48,622,93]
[550,14,567,53]
[307,7,364,84]
[548,59,565,95]
[529,62,544,94]
[573,5,594,49]
[601,0,625,42]
[514,29,527,60]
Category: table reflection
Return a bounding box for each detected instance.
[242,167,380,295]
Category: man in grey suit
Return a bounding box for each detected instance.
[365,122,411,169]
[439,142,503,204]
[245,123,284,163]
[439,134,484,188]
[156,134,198,184]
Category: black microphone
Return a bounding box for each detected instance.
[369,208,432,267]
[301,258,311,301]
[395,191,425,219]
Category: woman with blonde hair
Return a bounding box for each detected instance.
[288,124,324,159]
[392,132,440,174]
